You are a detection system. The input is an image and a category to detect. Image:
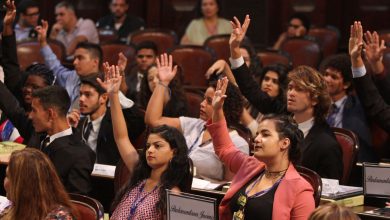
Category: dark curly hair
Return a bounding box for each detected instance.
[260,114,303,164]
[288,66,331,123]
[24,63,55,86]
[240,41,262,75]
[208,76,244,127]
[111,125,191,215]
[319,53,353,92]
[257,63,290,102]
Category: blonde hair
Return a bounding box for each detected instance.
[309,203,360,220]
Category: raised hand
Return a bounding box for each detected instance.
[364,31,386,64]
[117,52,127,74]
[349,21,364,60]
[3,0,16,27]
[35,20,49,46]
[212,77,228,111]
[205,59,226,79]
[98,62,122,94]
[156,53,177,85]
[229,15,251,50]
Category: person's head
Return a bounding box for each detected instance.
[17,0,40,27]
[4,148,76,219]
[110,0,129,19]
[258,64,289,100]
[135,41,158,72]
[200,78,244,127]
[55,1,77,28]
[22,64,55,106]
[308,203,360,220]
[253,114,303,164]
[79,74,108,118]
[320,54,352,101]
[286,13,310,37]
[196,0,222,18]
[287,66,331,123]
[112,125,191,214]
[28,86,70,133]
[239,41,262,75]
[73,42,103,76]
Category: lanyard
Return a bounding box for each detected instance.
[127,181,160,220]
[245,171,283,199]
[188,126,206,154]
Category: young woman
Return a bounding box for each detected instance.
[145,54,249,181]
[180,0,231,45]
[208,77,315,220]
[0,148,76,220]
[98,64,192,219]
[138,64,187,117]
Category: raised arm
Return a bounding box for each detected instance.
[98,63,139,171]
[144,54,181,130]
[205,59,238,86]
[229,15,251,60]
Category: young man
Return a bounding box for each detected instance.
[124,41,158,101]
[49,1,99,55]
[96,0,145,43]
[76,75,145,165]
[0,83,95,195]
[14,0,40,42]
[229,15,342,179]
[321,54,376,162]
[37,20,132,110]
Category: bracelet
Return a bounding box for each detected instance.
[158,81,171,97]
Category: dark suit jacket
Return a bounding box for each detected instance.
[76,107,145,165]
[232,63,287,114]
[96,14,145,43]
[342,95,377,162]
[354,74,390,133]
[0,81,95,195]
[300,120,343,179]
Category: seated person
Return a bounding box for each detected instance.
[98,64,192,219]
[230,15,342,179]
[49,1,99,56]
[273,13,311,50]
[124,41,157,101]
[321,54,376,162]
[208,77,315,219]
[180,0,231,45]
[14,0,40,42]
[0,83,95,195]
[309,203,360,220]
[0,148,77,219]
[96,0,145,43]
[145,54,249,181]
[138,64,187,117]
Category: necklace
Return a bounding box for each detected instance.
[264,168,288,178]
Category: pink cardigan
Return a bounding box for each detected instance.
[207,119,315,220]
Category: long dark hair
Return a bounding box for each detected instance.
[111,125,191,215]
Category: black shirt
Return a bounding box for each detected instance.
[230,173,281,220]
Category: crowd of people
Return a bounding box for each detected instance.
[0,0,389,219]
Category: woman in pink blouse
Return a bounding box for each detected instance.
[207,77,315,220]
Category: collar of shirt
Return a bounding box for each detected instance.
[87,114,105,133]
[333,95,348,109]
[298,117,314,138]
[47,127,73,144]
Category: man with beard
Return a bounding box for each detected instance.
[96,0,145,43]
[74,75,145,165]
[14,0,40,42]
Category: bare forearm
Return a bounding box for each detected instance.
[351,57,364,68]
[369,60,385,74]
[212,108,225,123]
[144,84,167,126]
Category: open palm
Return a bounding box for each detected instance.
[349,21,363,59]
[229,15,251,49]
[212,77,228,111]
[98,62,122,94]
[156,53,177,84]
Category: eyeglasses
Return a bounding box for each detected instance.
[25,12,40,17]
[137,54,155,59]
[287,24,302,29]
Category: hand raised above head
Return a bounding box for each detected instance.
[98,62,122,94]
[3,0,16,27]
[229,15,251,50]
[349,21,364,60]
[364,30,386,64]
[117,52,127,74]
[205,59,226,79]
[212,77,228,111]
[35,20,49,45]
[156,53,177,85]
